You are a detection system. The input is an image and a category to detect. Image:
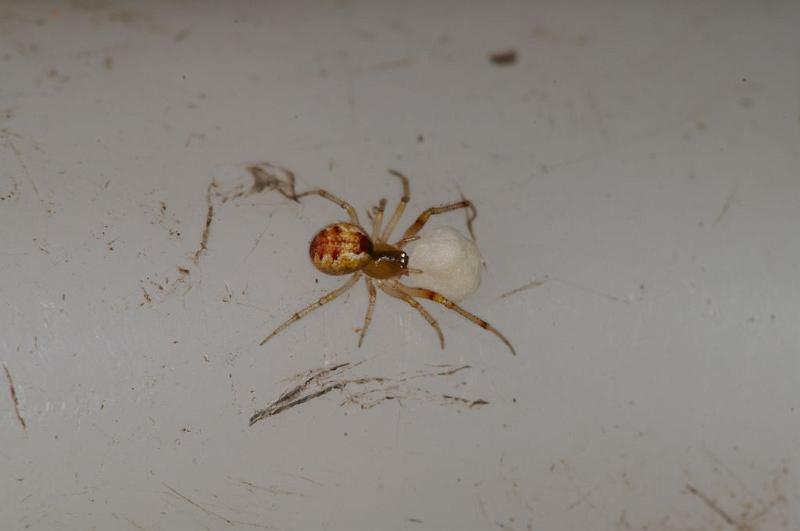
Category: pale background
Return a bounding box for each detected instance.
[1,1,799,530]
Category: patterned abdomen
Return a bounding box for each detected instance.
[309,223,373,275]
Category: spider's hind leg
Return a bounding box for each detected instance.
[395,283,515,355]
[358,277,378,348]
[380,280,445,349]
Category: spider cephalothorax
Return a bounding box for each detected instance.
[254,166,515,355]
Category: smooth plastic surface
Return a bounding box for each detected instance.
[1,1,799,530]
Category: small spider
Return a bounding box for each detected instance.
[253,164,515,355]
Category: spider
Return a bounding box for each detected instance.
[253,164,515,355]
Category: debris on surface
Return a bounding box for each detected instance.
[499,278,547,299]
[250,362,486,426]
[489,49,518,66]
[224,162,303,204]
[191,179,217,264]
[3,363,26,431]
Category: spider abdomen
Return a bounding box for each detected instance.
[309,222,373,275]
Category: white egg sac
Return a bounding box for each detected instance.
[407,226,482,302]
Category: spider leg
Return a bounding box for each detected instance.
[380,170,411,242]
[260,272,362,346]
[462,193,478,242]
[358,277,377,348]
[393,235,420,247]
[395,283,515,355]
[380,280,445,349]
[246,163,302,201]
[294,188,361,226]
[371,198,388,240]
[247,163,361,225]
[395,200,477,248]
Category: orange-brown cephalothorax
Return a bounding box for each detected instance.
[363,242,409,279]
[309,222,408,278]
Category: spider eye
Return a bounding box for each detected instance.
[400,251,409,268]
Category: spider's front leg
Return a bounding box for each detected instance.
[369,198,388,240]
[395,200,477,248]
[295,188,361,226]
[246,163,301,201]
[380,170,411,242]
[260,272,362,346]
[247,163,361,225]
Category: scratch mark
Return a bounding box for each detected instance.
[340,50,357,126]
[685,466,788,531]
[397,364,471,381]
[119,514,146,531]
[499,279,547,299]
[585,87,612,146]
[713,189,736,226]
[0,132,22,201]
[616,510,631,530]
[237,479,308,497]
[550,276,646,305]
[749,494,785,524]
[165,483,233,524]
[250,381,347,425]
[5,135,40,202]
[249,363,361,425]
[368,57,418,70]
[271,471,324,487]
[702,445,766,509]
[0,170,18,201]
[184,132,206,148]
[192,180,217,265]
[387,365,470,384]
[3,363,26,431]
[250,362,483,426]
[243,223,270,263]
[478,498,489,521]
[164,483,271,529]
[685,484,736,527]
[561,463,599,512]
[406,517,423,524]
[566,485,598,511]
[441,395,489,408]
[533,102,725,177]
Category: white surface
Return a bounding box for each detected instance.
[1,1,799,530]
[408,226,482,302]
